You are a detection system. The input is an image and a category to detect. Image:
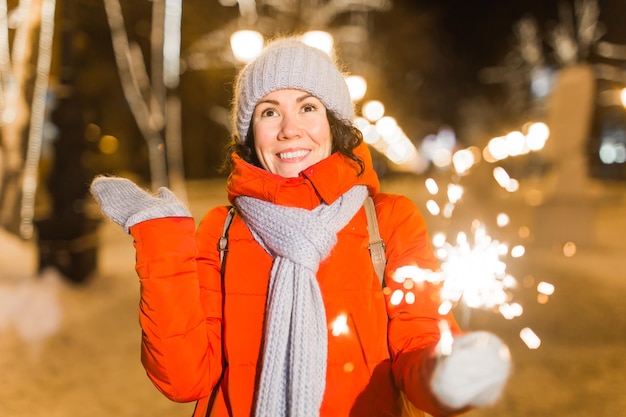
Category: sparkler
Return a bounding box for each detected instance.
[434,221,522,319]
[393,174,555,350]
[390,220,526,331]
[331,167,553,353]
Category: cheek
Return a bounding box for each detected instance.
[253,124,274,150]
[308,121,332,144]
[319,127,333,153]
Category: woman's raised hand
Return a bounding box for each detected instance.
[90,176,191,233]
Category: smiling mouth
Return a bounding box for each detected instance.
[278,150,309,160]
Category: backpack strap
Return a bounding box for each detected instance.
[364,196,387,287]
[218,207,236,269]
[204,206,235,416]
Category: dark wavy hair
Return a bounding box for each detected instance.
[220,110,365,175]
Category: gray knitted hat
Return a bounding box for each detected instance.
[232,37,354,142]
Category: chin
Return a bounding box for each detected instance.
[279,172,300,178]
[276,166,306,178]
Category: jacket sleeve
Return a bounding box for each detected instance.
[129,208,227,403]
[376,194,464,417]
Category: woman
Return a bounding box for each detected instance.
[90,37,510,417]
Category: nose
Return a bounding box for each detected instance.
[278,113,302,140]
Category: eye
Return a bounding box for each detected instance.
[260,108,278,117]
[301,103,317,113]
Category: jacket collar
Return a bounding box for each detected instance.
[226,142,380,210]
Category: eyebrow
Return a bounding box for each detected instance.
[256,93,316,107]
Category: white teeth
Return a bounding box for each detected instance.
[279,150,309,159]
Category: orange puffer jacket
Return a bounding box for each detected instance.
[130,143,461,417]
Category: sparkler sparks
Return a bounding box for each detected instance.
[436,319,453,357]
[335,171,555,352]
[520,327,541,349]
[330,313,349,337]
[388,218,527,318]
[389,176,556,350]
[428,221,554,349]
[435,222,518,313]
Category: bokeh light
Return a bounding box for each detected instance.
[230,30,264,63]
[301,30,334,55]
[362,100,385,122]
[346,75,367,101]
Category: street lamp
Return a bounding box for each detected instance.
[362,100,385,122]
[301,30,334,55]
[230,29,264,63]
[346,75,367,102]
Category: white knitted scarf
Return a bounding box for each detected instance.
[234,185,368,417]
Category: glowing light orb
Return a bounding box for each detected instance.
[520,327,541,349]
[362,100,385,122]
[425,177,439,195]
[330,314,349,336]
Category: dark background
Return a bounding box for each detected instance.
[52,0,626,180]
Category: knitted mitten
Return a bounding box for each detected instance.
[90,176,191,233]
[430,331,511,409]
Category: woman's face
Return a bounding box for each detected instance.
[252,88,332,178]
